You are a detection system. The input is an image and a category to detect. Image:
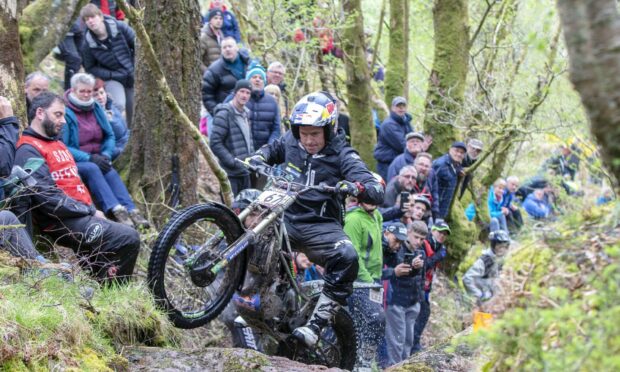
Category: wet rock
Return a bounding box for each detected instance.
[124,346,345,372]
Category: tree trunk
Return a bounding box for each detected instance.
[19,0,87,72]
[0,1,27,124]
[342,0,375,166]
[422,0,469,156]
[384,0,409,105]
[556,0,620,187]
[127,0,202,222]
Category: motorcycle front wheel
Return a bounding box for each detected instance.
[148,203,246,329]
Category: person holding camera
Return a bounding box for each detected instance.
[382,220,427,367]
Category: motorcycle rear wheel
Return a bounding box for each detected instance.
[148,203,246,329]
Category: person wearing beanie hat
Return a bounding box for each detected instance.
[209,78,254,195]
[200,9,224,73]
[382,219,427,367]
[207,0,241,43]
[431,140,467,219]
[246,65,267,88]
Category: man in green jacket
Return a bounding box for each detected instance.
[344,196,385,369]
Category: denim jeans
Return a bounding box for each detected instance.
[77,161,135,213]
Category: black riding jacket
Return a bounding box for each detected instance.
[257,130,384,225]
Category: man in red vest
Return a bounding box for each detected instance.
[13,92,140,283]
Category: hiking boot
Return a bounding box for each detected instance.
[112,205,134,227]
[293,293,341,347]
[129,209,150,229]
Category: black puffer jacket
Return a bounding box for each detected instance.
[201,49,251,114]
[257,131,384,224]
[0,116,19,201]
[209,103,253,177]
[81,16,135,88]
[247,90,280,149]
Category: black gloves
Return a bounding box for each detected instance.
[90,154,112,174]
[336,180,364,197]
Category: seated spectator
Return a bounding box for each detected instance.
[93,78,129,160]
[545,145,577,181]
[515,176,549,201]
[202,37,252,115]
[523,188,552,220]
[382,220,427,367]
[503,176,523,232]
[413,152,440,219]
[432,141,466,219]
[62,73,148,228]
[463,230,510,306]
[597,187,614,206]
[373,96,413,180]
[209,80,254,194]
[200,8,224,73]
[343,192,385,369]
[383,165,417,208]
[0,210,45,263]
[459,138,484,198]
[13,92,140,283]
[80,3,136,128]
[412,221,449,353]
[488,178,509,234]
[25,72,50,120]
[387,132,426,182]
[207,0,241,42]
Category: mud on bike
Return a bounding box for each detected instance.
[147,159,365,369]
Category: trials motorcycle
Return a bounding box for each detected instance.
[147,160,364,369]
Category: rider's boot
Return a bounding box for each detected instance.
[292,293,340,347]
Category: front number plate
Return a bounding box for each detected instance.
[256,190,292,208]
[369,288,383,304]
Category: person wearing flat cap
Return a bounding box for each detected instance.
[209,79,254,194]
[431,141,467,219]
[387,131,427,181]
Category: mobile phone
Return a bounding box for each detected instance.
[400,192,410,209]
[403,252,416,266]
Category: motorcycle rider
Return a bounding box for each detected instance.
[248,91,384,347]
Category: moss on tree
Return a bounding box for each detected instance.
[385,0,408,105]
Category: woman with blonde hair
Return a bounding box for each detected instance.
[264,84,287,133]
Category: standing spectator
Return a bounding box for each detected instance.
[463,230,510,306]
[432,141,466,219]
[264,84,287,135]
[412,221,449,353]
[208,0,241,43]
[80,4,136,128]
[343,194,385,369]
[523,188,552,220]
[373,96,413,180]
[13,92,140,284]
[62,73,148,228]
[24,72,50,119]
[387,132,426,182]
[503,176,523,232]
[459,138,484,198]
[202,37,252,115]
[412,153,440,220]
[383,165,417,208]
[488,178,509,234]
[200,9,224,73]
[209,80,253,194]
[383,220,427,367]
[266,61,289,120]
[244,65,281,150]
[93,78,129,160]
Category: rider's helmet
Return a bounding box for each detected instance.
[289,91,338,141]
[489,230,510,250]
[232,188,261,212]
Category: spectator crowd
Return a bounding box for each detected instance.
[0,1,611,371]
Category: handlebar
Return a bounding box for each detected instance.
[235,158,339,195]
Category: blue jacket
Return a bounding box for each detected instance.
[81,16,135,88]
[488,186,504,219]
[432,154,462,219]
[382,238,426,307]
[62,103,116,162]
[523,193,551,219]
[105,98,129,160]
[387,148,415,182]
[501,189,516,209]
[226,90,281,149]
[222,9,241,42]
[373,112,413,165]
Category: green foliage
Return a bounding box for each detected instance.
[0,254,176,369]
[471,204,620,370]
